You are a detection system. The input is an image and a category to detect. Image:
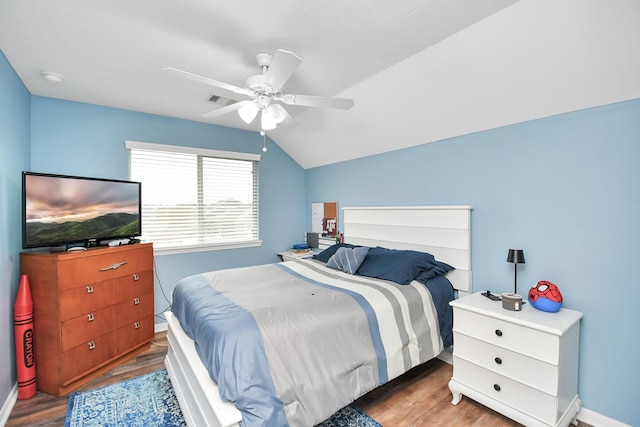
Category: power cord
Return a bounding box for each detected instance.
[153,254,173,319]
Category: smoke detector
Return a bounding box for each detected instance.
[42,72,63,83]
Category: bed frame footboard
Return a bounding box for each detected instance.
[164,311,242,427]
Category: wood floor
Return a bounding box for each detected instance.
[7,331,592,427]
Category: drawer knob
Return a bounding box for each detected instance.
[494,357,502,365]
[86,285,94,294]
[493,384,501,392]
[133,273,140,281]
[133,297,140,305]
[495,329,503,337]
[87,313,95,322]
[134,321,140,329]
[88,341,96,350]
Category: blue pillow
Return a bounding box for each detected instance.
[355,247,438,285]
[414,260,455,283]
[326,247,370,275]
[313,243,357,263]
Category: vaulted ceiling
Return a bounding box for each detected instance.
[1,0,638,168]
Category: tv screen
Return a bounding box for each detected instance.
[22,171,142,249]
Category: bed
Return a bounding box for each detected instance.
[164,205,472,427]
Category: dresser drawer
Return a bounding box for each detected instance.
[453,356,559,425]
[454,333,559,395]
[113,270,154,302]
[61,306,116,352]
[60,280,114,321]
[114,292,154,329]
[115,315,154,354]
[453,308,560,364]
[57,245,153,290]
[62,332,117,385]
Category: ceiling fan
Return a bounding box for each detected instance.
[163,49,354,132]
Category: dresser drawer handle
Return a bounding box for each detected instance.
[134,321,140,329]
[88,341,96,350]
[100,261,127,271]
[493,384,501,392]
[133,297,140,305]
[494,357,502,365]
[86,285,94,294]
[87,313,95,322]
[133,273,140,281]
[495,329,503,337]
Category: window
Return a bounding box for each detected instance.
[126,141,260,254]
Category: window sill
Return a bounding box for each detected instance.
[151,240,263,256]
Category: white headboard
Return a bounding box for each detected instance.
[343,206,472,295]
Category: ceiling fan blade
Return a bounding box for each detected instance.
[283,94,354,110]
[202,100,249,118]
[163,67,253,100]
[263,49,302,89]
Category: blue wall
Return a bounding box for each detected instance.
[0,51,31,417]
[305,99,640,426]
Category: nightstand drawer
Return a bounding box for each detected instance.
[454,308,560,364]
[453,356,558,425]
[454,333,558,395]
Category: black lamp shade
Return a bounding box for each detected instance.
[507,249,525,264]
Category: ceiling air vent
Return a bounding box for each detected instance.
[208,94,237,106]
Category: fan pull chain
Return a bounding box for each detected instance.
[261,130,268,152]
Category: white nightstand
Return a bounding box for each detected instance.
[277,250,316,261]
[448,292,582,427]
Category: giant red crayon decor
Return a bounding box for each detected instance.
[14,274,36,399]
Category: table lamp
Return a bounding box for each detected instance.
[507,249,525,295]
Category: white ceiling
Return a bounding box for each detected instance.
[1,0,639,169]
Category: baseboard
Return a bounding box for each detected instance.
[437,346,453,365]
[0,383,18,427]
[155,321,168,333]
[577,407,632,427]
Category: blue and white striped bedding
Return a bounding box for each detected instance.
[171,259,449,427]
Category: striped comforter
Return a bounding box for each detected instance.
[171,259,445,427]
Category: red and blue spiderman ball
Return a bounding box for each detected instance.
[528,281,563,312]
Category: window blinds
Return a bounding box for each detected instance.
[125,141,259,251]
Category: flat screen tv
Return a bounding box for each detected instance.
[22,171,142,249]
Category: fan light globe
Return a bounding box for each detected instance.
[266,104,286,124]
[261,110,277,130]
[238,102,259,124]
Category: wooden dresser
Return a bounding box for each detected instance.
[20,243,154,396]
[449,292,583,427]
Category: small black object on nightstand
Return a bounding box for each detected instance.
[481,290,502,301]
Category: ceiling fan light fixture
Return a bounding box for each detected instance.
[261,109,277,130]
[238,102,259,124]
[266,103,286,124]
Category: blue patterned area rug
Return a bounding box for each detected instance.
[316,404,382,427]
[65,369,185,427]
[65,368,381,427]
